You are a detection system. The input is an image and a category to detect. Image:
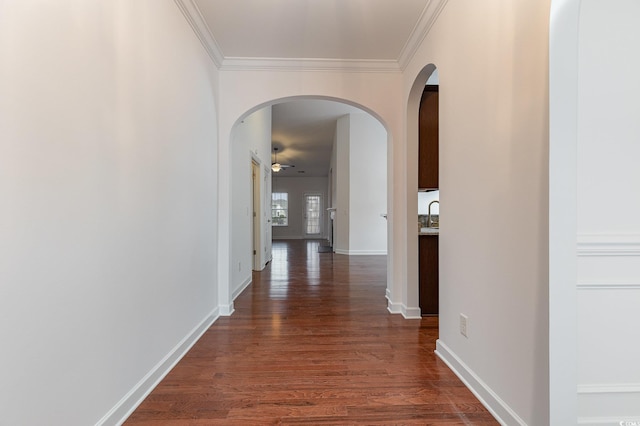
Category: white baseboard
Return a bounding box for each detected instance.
[401,305,422,319]
[272,236,327,240]
[386,298,421,319]
[435,340,526,426]
[219,303,234,316]
[232,275,252,300]
[387,300,402,314]
[335,249,387,255]
[97,308,220,426]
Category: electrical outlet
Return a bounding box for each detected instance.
[460,313,469,338]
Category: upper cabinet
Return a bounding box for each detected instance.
[418,85,439,190]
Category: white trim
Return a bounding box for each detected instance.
[578,383,640,395]
[397,0,449,70]
[96,308,219,426]
[334,249,387,256]
[387,299,403,315]
[549,0,581,422]
[173,0,224,67]
[220,57,401,73]
[577,283,640,290]
[176,0,451,74]
[435,340,525,426]
[233,275,252,301]
[272,236,326,240]
[385,298,421,319]
[578,417,640,426]
[577,384,640,425]
[401,305,422,319]
[577,234,640,257]
[219,303,234,316]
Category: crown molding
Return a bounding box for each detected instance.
[219,57,401,73]
[175,0,447,73]
[397,0,449,71]
[174,0,224,67]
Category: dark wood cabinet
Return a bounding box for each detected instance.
[418,85,439,189]
[419,235,439,316]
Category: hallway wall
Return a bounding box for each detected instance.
[576,0,640,422]
[231,106,273,297]
[403,0,551,424]
[332,114,388,255]
[0,1,220,425]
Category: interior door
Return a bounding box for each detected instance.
[251,161,260,270]
[264,166,272,262]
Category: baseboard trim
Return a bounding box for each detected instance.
[97,308,220,426]
[435,340,526,426]
[272,236,327,240]
[335,249,387,256]
[386,299,421,319]
[401,305,422,319]
[219,303,234,316]
[232,275,252,300]
[387,299,403,315]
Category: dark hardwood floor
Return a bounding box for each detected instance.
[126,240,498,425]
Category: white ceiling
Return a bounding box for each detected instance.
[270,100,364,177]
[193,0,430,61]
[189,0,437,177]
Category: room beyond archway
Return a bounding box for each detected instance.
[227,97,390,306]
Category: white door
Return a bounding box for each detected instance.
[264,166,272,262]
[304,194,322,236]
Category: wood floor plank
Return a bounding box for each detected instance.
[125,240,497,425]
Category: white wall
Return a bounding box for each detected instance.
[0,1,219,425]
[575,1,640,422]
[347,114,388,255]
[272,177,328,240]
[404,1,551,424]
[214,69,403,316]
[230,107,273,298]
[332,114,388,255]
[334,116,351,251]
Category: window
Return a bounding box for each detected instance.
[272,192,288,226]
[305,194,321,235]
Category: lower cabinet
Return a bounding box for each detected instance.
[419,235,439,316]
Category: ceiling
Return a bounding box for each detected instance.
[189,0,439,177]
[270,100,364,177]
[193,0,430,61]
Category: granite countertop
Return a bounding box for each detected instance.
[419,227,439,236]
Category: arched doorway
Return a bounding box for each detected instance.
[405,64,439,319]
[224,96,392,313]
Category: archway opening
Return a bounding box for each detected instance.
[406,64,439,320]
[227,95,391,307]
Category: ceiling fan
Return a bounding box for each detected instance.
[271,147,295,173]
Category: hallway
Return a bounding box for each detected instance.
[126,240,497,425]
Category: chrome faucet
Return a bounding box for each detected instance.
[427,200,439,228]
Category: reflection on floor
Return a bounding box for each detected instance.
[126,239,498,425]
